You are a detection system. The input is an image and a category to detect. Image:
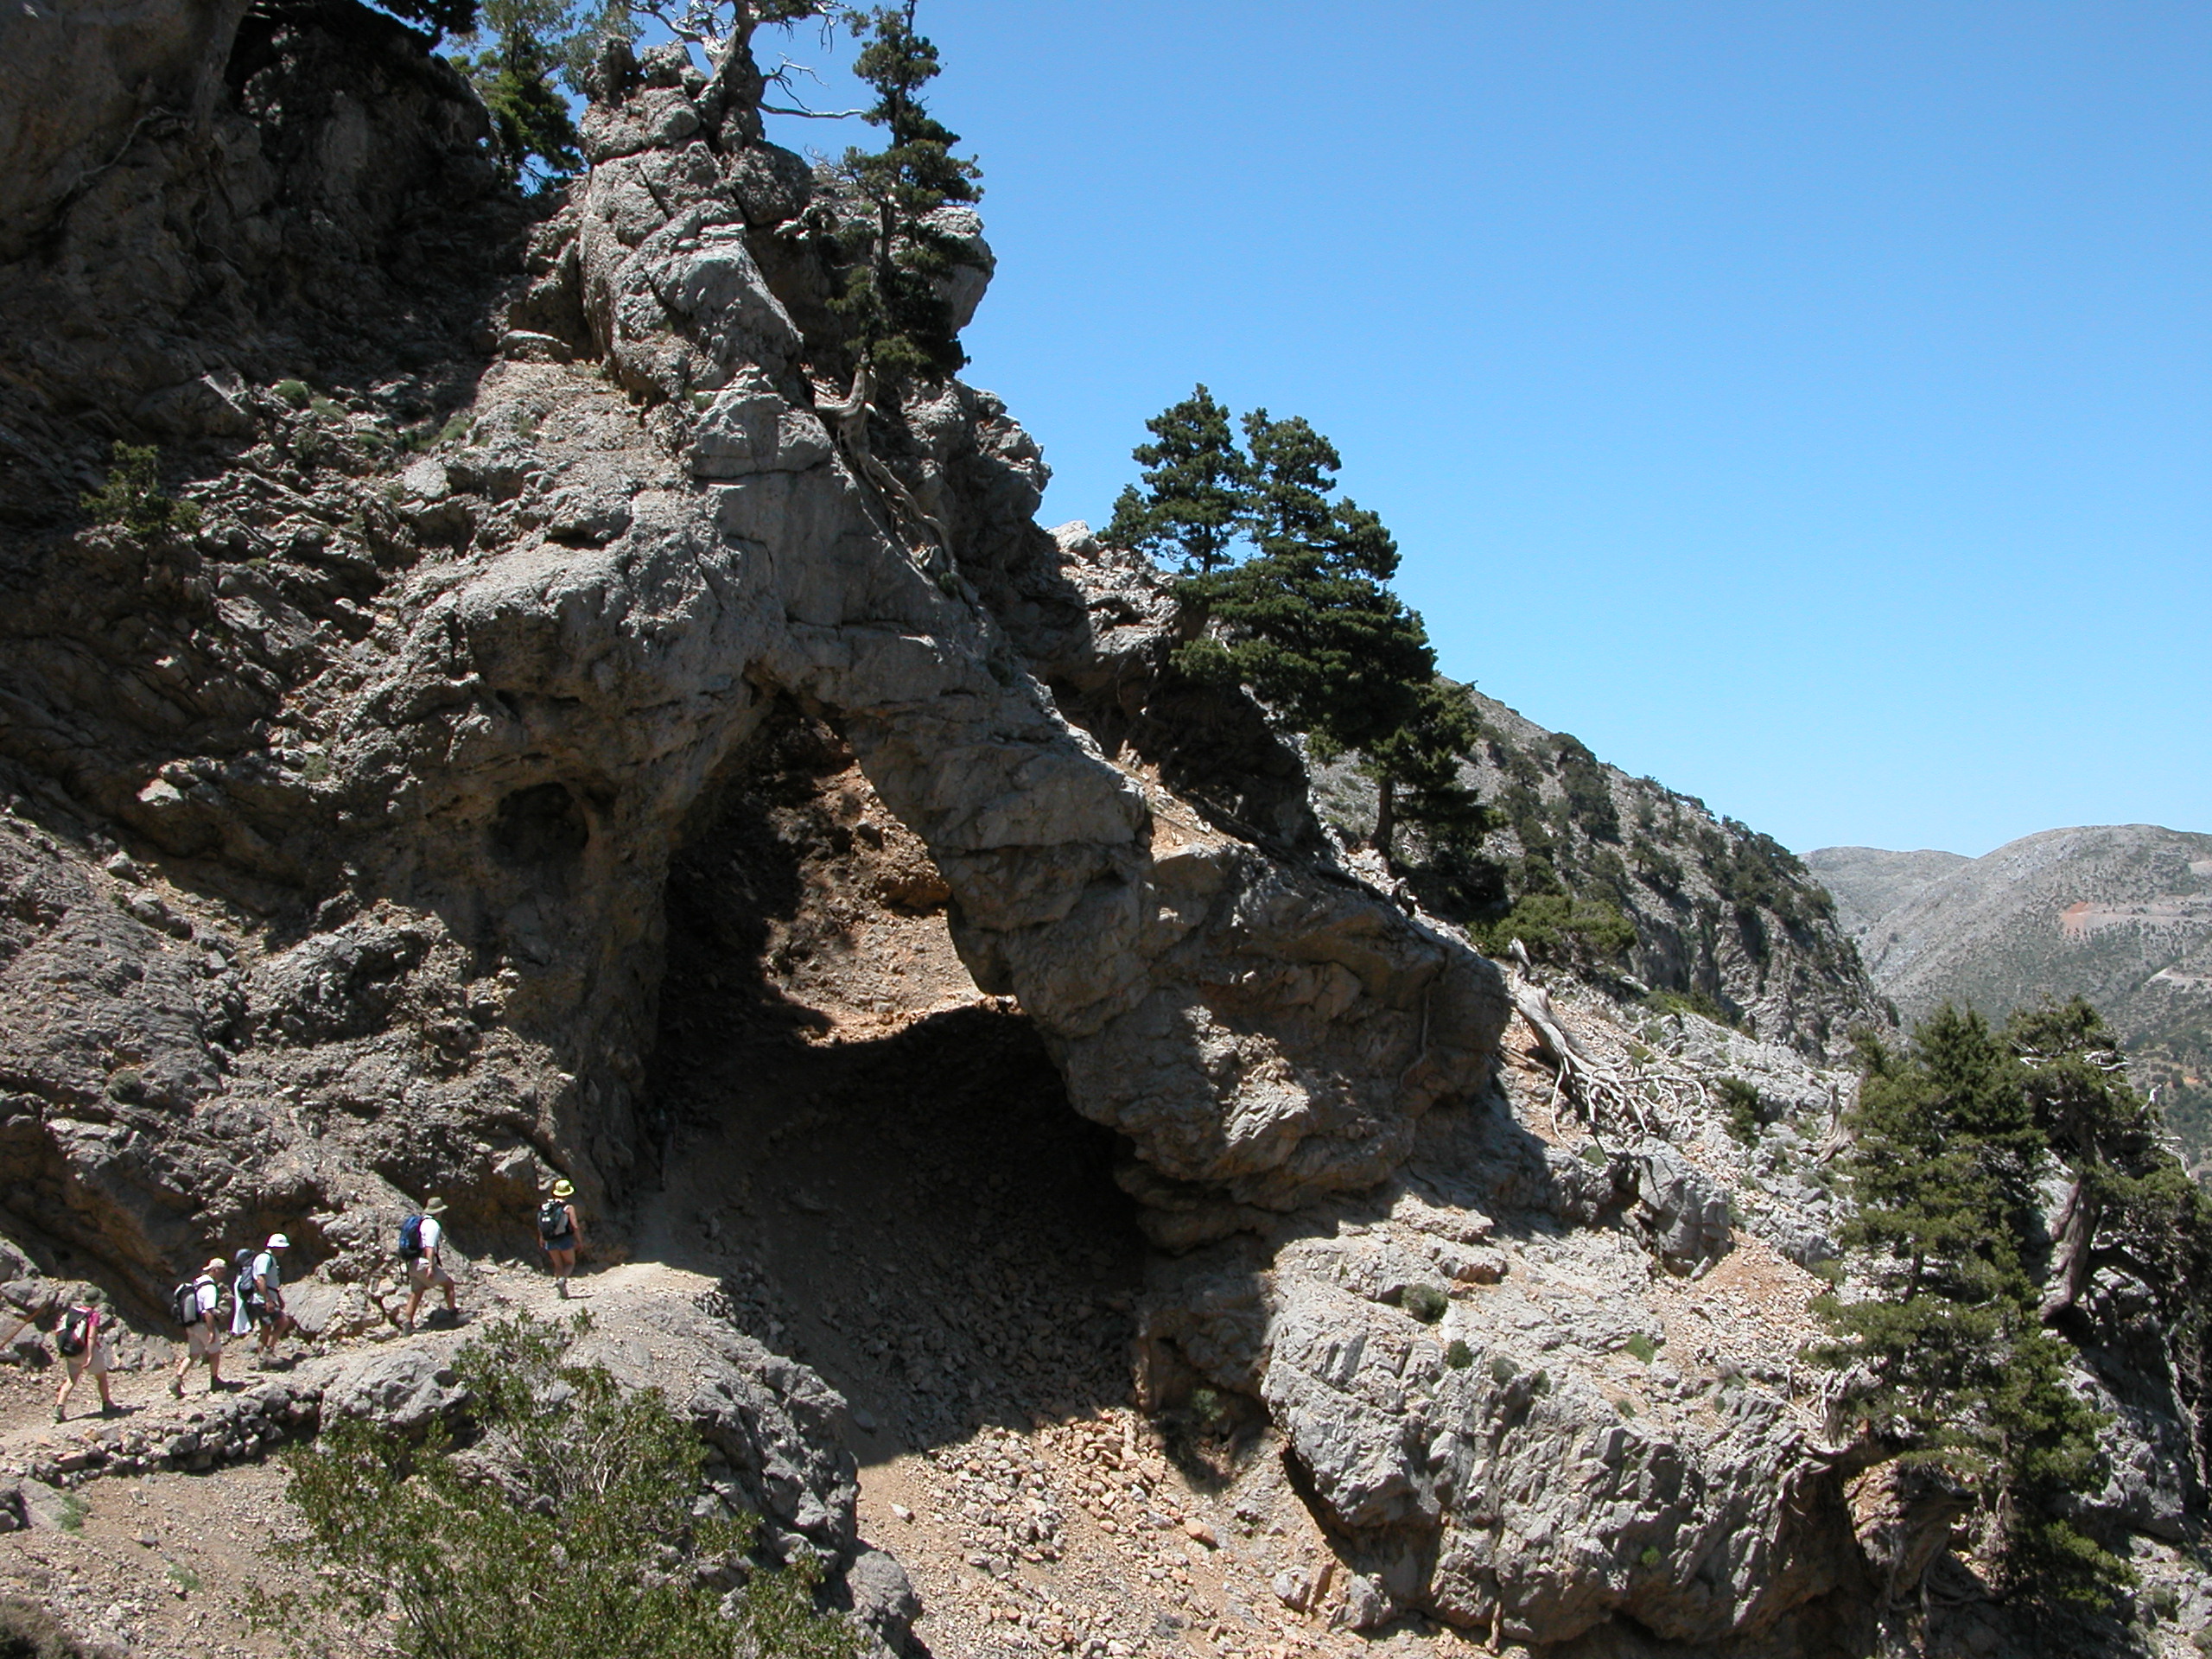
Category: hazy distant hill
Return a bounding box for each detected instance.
[1808,826,2212,1166]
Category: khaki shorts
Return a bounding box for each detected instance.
[185,1324,224,1359]
[408,1260,452,1291]
[65,1339,114,1380]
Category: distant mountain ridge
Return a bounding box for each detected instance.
[1808,825,2212,1163]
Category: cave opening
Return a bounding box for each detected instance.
[637,699,1147,1454]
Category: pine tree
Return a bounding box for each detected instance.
[1166,407,1450,862]
[1237,410,1345,555]
[1363,678,1485,862]
[1103,385,1247,573]
[1815,1005,2133,1611]
[830,1,982,382]
[454,0,587,191]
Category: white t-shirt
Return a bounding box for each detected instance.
[251,1250,282,1295]
[418,1216,444,1255]
[193,1278,222,1322]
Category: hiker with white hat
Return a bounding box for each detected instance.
[237,1233,295,1363]
[171,1257,231,1397]
[399,1197,457,1334]
[537,1179,586,1299]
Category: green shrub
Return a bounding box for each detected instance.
[1617,1396,1637,1419]
[274,378,313,408]
[164,1561,202,1594]
[1624,1333,1658,1364]
[1488,1355,1516,1387]
[1717,1076,1766,1143]
[1444,1339,1472,1370]
[1638,1544,1662,1568]
[54,1494,85,1534]
[1473,892,1635,971]
[1530,1369,1551,1395]
[1647,987,1737,1029]
[0,1597,104,1657]
[1400,1283,1448,1324]
[80,442,200,537]
[264,1309,858,1659]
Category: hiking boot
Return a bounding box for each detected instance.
[556,1280,569,1300]
[169,1378,184,1400]
[52,1405,64,1424]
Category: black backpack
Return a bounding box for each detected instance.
[233,1246,259,1302]
[398,1214,424,1259]
[537,1198,569,1240]
[172,1281,203,1329]
[55,1306,93,1357]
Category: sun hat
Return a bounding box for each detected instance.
[551,1179,575,1198]
[267,1233,290,1249]
[423,1195,448,1215]
[203,1256,228,1275]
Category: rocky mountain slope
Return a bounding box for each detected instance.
[1315,692,1887,1058]
[1809,827,2212,1163]
[2,3,2209,1656]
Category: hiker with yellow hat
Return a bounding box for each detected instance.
[537,1179,586,1299]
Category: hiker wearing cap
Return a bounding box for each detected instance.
[400,1197,457,1335]
[53,1287,118,1422]
[172,1257,230,1397]
[537,1179,585,1300]
[237,1234,295,1363]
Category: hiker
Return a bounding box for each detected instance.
[171,1257,229,1397]
[399,1196,457,1334]
[234,1233,295,1363]
[538,1179,585,1299]
[53,1287,118,1422]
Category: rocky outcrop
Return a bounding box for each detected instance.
[1314,693,1887,1057]
[0,0,1506,1293]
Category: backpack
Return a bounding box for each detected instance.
[398,1214,424,1259]
[55,1306,93,1357]
[172,1281,204,1329]
[537,1198,569,1241]
[232,1246,260,1306]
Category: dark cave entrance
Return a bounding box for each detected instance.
[638,701,1147,1451]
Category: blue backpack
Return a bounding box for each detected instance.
[398,1214,424,1259]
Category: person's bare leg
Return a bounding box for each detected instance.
[172,1351,189,1397]
[54,1367,73,1421]
[404,1287,423,1332]
[96,1371,114,1412]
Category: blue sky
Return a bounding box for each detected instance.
[760,2,2212,857]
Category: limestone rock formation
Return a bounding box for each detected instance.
[5,6,2207,1656]
[1315,692,1888,1056]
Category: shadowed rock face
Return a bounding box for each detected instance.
[0,10,1948,1653]
[0,0,1504,1285]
